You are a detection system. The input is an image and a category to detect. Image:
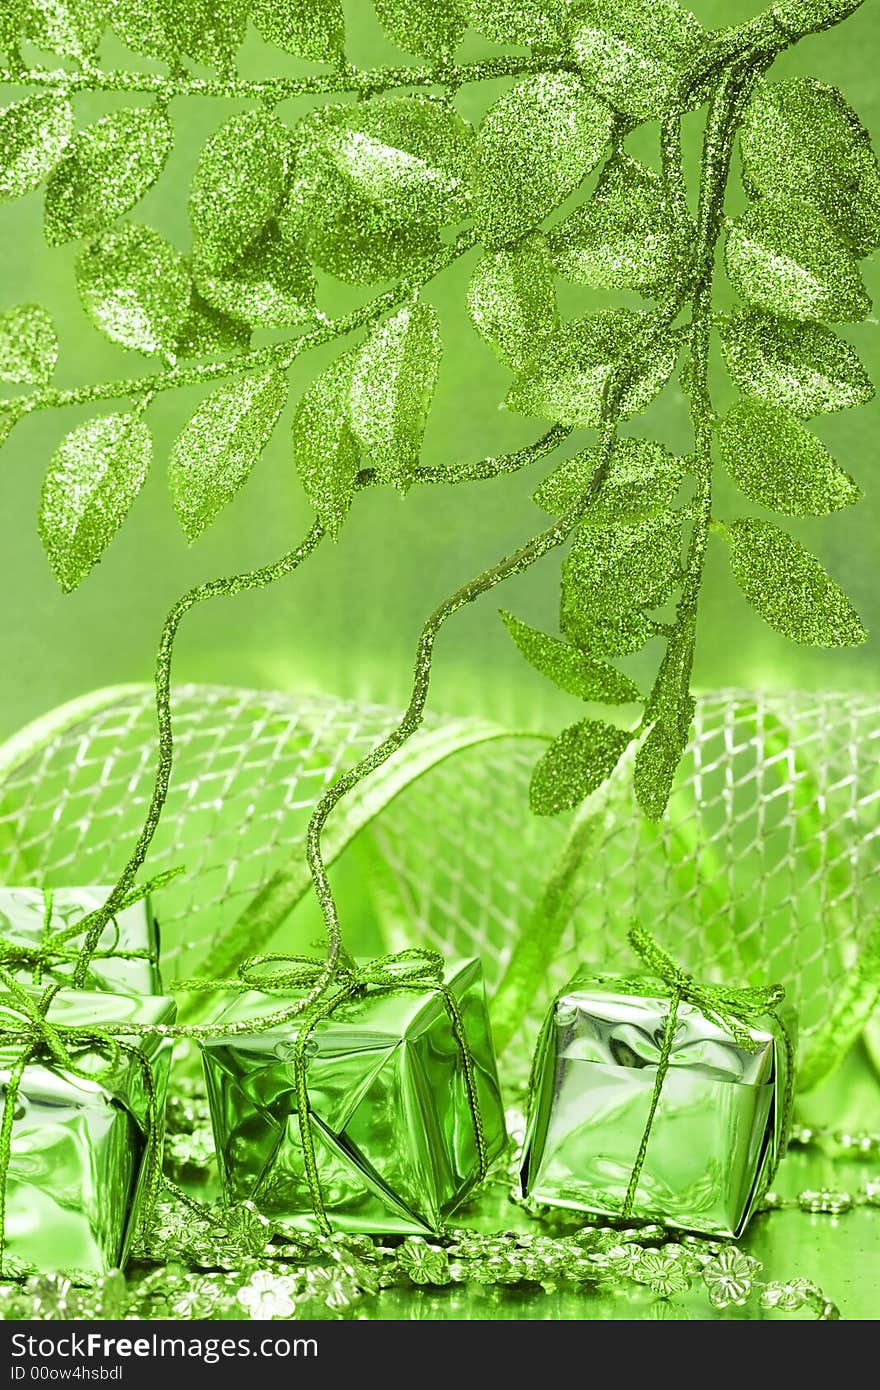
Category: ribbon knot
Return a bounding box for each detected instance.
[235,948,445,998]
[627,922,786,1052]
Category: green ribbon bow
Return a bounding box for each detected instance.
[561,923,796,1223]
[0,969,164,1276]
[177,947,489,1237]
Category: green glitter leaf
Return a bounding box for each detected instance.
[530,718,632,814]
[292,352,361,539]
[724,197,870,324]
[506,310,679,428]
[720,397,859,516]
[372,0,468,62]
[472,0,572,44]
[44,107,173,247]
[562,511,684,625]
[174,292,250,361]
[720,308,874,418]
[24,0,103,59]
[740,78,880,259]
[471,73,613,249]
[107,0,176,60]
[723,518,867,648]
[549,153,690,293]
[38,412,151,593]
[75,223,192,358]
[501,611,640,704]
[635,613,695,818]
[166,0,248,72]
[281,105,442,285]
[190,111,290,274]
[323,96,474,229]
[0,94,73,202]
[169,371,288,541]
[196,223,315,330]
[0,303,58,385]
[467,233,558,370]
[571,0,704,121]
[349,300,442,491]
[535,438,685,520]
[0,1,23,54]
[251,0,344,62]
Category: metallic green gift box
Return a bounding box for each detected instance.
[0,990,175,1280]
[520,977,794,1238]
[201,958,507,1235]
[0,886,161,994]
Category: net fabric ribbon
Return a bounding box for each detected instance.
[0,968,164,1273]
[176,947,490,1236]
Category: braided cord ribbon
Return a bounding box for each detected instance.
[176,948,489,1236]
[619,922,795,1220]
[0,969,164,1274]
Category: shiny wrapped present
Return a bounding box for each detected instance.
[0,987,174,1280]
[520,929,795,1238]
[0,885,161,994]
[201,954,507,1235]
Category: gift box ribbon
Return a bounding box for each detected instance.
[0,969,164,1274]
[176,947,490,1235]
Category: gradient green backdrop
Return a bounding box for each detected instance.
[0,0,877,742]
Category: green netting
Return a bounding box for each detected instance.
[0,684,876,1089]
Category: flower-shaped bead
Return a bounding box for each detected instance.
[702,1248,761,1309]
[632,1248,691,1298]
[759,1280,807,1312]
[236,1269,297,1320]
[397,1237,452,1285]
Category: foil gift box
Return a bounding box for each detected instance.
[0,990,175,1280]
[520,975,793,1238]
[201,958,507,1235]
[0,886,161,994]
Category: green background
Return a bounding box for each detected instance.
[0,0,877,740]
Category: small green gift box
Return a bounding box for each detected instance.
[520,929,795,1238]
[0,988,174,1281]
[201,955,507,1235]
[0,886,161,994]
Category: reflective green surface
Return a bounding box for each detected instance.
[522,982,790,1237]
[202,959,507,1234]
[0,886,160,994]
[1,990,174,1281]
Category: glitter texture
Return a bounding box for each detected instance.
[720,307,875,417]
[292,350,361,538]
[175,292,250,361]
[530,718,633,814]
[471,72,613,248]
[720,396,860,515]
[740,77,880,258]
[166,0,248,73]
[168,371,288,540]
[549,153,690,293]
[75,222,192,358]
[571,0,705,121]
[0,94,73,202]
[562,510,684,625]
[534,438,685,521]
[349,299,442,491]
[506,309,680,427]
[467,232,558,370]
[250,0,345,64]
[372,0,469,63]
[196,223,316,330]
[38,412,152,592]
[25,0,102,59]
[190,111,290,274]
[0,303,58,385]
[473,0,572,45]
[44,107,173,247]
[725,195,870,324]
[723,518,867,647]
[500,610,640,704]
